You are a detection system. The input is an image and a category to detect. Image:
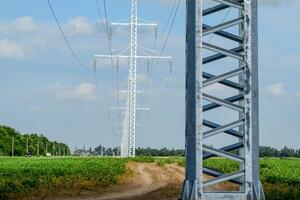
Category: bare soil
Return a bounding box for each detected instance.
[46,162,236,200]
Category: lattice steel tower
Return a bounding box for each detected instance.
[181,0,264,199]
[95,0,171,157]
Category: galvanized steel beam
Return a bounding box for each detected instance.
[203,119,245,139]
[203,72,244,90]
[203,24,243,42]
[203,141,244,160]
[181,0,264,199]
[203,120,244,138]
[203,94,244,111]
[203,171,245,187]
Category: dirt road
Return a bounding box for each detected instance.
[93,163,185,200]
[47,163,183,200]
[49,163,235,200]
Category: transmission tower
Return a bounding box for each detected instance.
[95,0,172,157]
[180,0,264,199]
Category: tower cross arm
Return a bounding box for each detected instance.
[95,55,172,60]
[111,22,158,27]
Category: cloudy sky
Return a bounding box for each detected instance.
[0,0,299,150]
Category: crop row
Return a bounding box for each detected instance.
[0,157,127,199]
[202,157,300,186]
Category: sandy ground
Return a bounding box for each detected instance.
[92,163,185,200]
[47,163,236,200]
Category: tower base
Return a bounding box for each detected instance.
[179,180,265,200]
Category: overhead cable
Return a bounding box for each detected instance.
[46,0,92,71]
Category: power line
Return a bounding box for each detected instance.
[142,0,180,111]
[47,0,113,137]
[150,1,229,121]
[95,1,121,144]
[153,71,172,120]
[93,65,106,117]
[95,0,107,33]
[103,0,113,54]
[150,3,230,118]
[97,0,120,106]
[145,0,180,91]
[159,0,178,37]
[153,0,181,70]
[46,0,92,71]
[93,64,114,134]
[141,0,180,136]
[141,0,179,104]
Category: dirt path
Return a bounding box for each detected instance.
[47,162,183,200]
[88,163,184,200]
[48,162,236,200]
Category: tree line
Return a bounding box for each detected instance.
[0,125,70,157]
[75,145,300,158]
[136,146,300,158]
[259,146,300,158]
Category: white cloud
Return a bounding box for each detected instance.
[64,17,94,36]
[0,16,38,34]
[294,92,300,99]
[264,84,300,100]
[0,16,102,58]
[265,83,286,97]
[48,82,97,102]
[0,39,25,59]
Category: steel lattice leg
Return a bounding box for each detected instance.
[180,0,264,199]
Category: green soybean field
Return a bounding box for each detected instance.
[0,157,299,200]
[0,157,127,199]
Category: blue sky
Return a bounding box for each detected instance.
[0,0,299,150]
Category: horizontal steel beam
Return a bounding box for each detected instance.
[118,90,142,94]
[203,43,244,60]
[204,17,243,36]
[212,0,244,10]
[203,145,245,163]
[203,46,243,64]
[95,55,172,60]
[203,72,244,90]
[111,22,158,27]
[203,0,243,16]
[203,171,245,187]
[203,119,244,139]
[203,93,244,112]
[203,24,243,43]
[203,167,243,185]
[203,4,229,16]
[110,107,150,111]
[203,94,244,112]
[201,193,247,200]
[203,142,244,160]
[203,68,244,87]
[203,120,244,138]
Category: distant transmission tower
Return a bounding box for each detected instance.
[181,0,264,199]
[95,0,172,157]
